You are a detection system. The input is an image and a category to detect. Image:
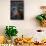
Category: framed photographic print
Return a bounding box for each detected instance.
[10,0,24,20]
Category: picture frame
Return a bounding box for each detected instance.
[10,0,24,20]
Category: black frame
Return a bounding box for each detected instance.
[10,0,24,20]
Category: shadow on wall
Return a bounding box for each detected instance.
[30,16,40,27]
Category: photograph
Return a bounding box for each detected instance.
[1,0,46,46]
[10,0,24,20]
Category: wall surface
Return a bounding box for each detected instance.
[0,0,46,38]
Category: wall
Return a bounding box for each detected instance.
[0,0,46,37]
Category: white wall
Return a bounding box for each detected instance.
[0,0,46,37]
